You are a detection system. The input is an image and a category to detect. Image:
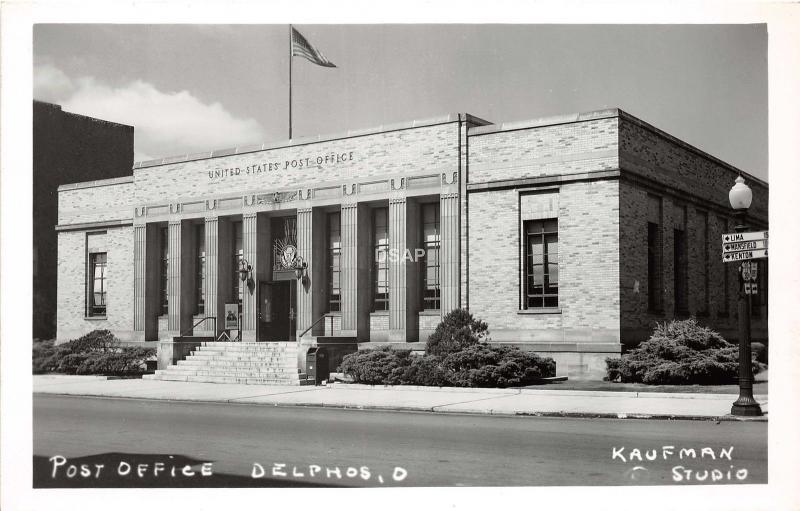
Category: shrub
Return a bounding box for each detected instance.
[425,309,489,358]
[443,344,556,388]
[32,330,155,376]
[59,329,120,354]
[75,349,154,375]
[32,339,57,374]
[606,318,761,385]
[395,355,450,387]
[751,342,768,364]
[339,347,413,385]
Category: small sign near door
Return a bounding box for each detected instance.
[224,303,239,330]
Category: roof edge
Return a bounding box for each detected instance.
[134,113,479,170]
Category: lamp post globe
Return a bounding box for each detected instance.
[729,175,753,210]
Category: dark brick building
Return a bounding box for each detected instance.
[33,100,134,339]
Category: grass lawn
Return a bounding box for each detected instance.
[528,370,768,395]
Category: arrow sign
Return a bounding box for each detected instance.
[723,240,768,253]
[722,249,768,263]
[722,231,768,243]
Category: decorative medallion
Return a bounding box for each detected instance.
[273,217,299,270]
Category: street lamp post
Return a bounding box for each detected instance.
[728,176,763,417]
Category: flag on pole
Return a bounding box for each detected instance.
[291,27,336,68]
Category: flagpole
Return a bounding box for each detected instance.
[288,24,293,140]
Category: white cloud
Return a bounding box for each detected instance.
[33,64,75,102]
[33,65,266,161]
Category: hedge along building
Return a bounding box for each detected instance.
[56,108,768,380]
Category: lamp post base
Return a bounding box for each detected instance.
[731,397,763,417]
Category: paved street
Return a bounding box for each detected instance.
[34,395,767,487]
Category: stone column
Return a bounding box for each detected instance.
[204,216,220,337]
[241,212,259,341]
[388,198,419,342]
[440,192,460,316]
[296,207,314,338]
[340,203,358,336]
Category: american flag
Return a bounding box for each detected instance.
[292,27,336,68]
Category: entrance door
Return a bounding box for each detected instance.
[258,280,297,342]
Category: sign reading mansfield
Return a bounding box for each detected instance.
[721,231,768,263]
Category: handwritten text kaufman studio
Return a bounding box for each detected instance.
[612,445,749,483]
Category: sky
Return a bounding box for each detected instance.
[33,24,768,180]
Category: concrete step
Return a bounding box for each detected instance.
[159,368,299,378]
[177,359,297,368]
[200,342,296,349]
[148,373,304,385]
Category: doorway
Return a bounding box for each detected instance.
[257,280,297,342]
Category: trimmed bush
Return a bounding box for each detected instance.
[32,330,155,376]
[340,309,556,388]
[443,344,556,388]
[605,318,760,385]
[32,339,57,374]
[425,309,489,358]
[339,347,413,385]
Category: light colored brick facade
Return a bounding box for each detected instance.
[56,108,767,379]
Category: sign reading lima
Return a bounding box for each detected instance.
[209,151,355,180]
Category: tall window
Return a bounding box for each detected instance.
[373,207,389,311]
[159,227,168,316]
[328,211,341,312]
[674,228,689,314]
[196,224,205,315]
[232,221,243,309]
[523,219,558,309]
[88,252,107,316]
[647,222,663,312]
[421,203,440,310]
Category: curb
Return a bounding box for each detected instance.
[33,391,768,422]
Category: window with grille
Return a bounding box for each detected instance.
[232,221,243,309]
[159,227,168,316]
[88,252,107,316]
[196,224,205,315]
[421,203,440,310]
[523,219,558,309]
[328,211,341,312]
[373,207,389,311]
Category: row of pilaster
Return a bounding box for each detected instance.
[133,191,460,343]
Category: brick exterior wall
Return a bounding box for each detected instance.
[34,101,133,339]
[468,181,620,344]
[618,113,767,346]
[57,226,135,343]
[133,121,460,205]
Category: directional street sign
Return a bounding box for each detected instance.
[722,231,769,263]
[723,249,768,263]
[723,240,768,253]
[722,231,768,243]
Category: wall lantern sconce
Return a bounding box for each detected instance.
[238,258,253,283]
[292,256,308,281]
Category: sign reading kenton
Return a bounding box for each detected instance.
[209,151,355,180]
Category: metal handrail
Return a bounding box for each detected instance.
[179,316,216,337]
[298,314,328,339]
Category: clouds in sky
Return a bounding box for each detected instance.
[34,64,266,161]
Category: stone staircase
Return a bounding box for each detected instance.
[143,342,313,385]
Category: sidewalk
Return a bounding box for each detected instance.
[32,375,768,421]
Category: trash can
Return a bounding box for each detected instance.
[305,347,329,385]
